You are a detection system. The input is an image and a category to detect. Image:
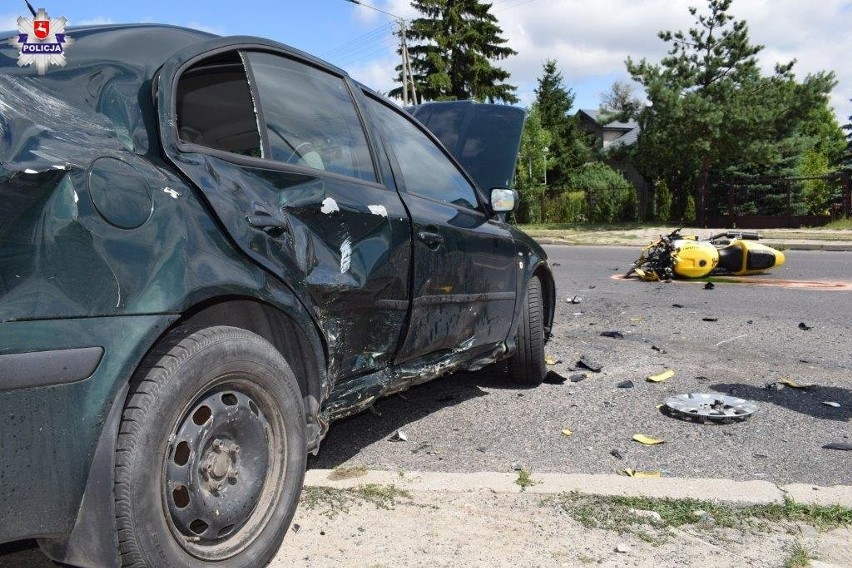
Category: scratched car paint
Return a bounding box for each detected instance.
[0,25,555,567]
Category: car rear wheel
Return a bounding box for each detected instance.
[114,325,305,567]
[508,275,547,385]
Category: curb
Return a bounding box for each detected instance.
[304,469,852,508]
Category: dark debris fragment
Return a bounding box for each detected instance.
[798,322,813,331]
[600,331,625,340]
[822,442,852,451]
[577,355,603,373]
[704,282,715,290]
[616,380,634,389]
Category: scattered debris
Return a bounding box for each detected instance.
[822,442,852,451]
[510,462,523,471]
[568,295,582,304]
[577,355,603,373]
[551,262,561,267]
[561,428,573,437]
[704,282,715,290]
[798,322,813,330]
[616,380,635,389]
[672,303,684,308]
[822,401,841,408]
[647,369,675,383]
[694,376,711,382]
[543,371,568,384]
[610,449,624,460]
[632,434,665,446]
[615,543,630,554]
[589,285,596,289]
[568,372,587,383]
[765,382,785,391]
[715,334,747,347]
[664,393,757,423]
[651,345,667,354]
[702,317,718,322]
[780,378,815,390]
[600,331,625,339]
[545,355,560,365]
[291,523,301,534]
[390,430,408,442]
[623,468,662,478]
[753,453,768,459]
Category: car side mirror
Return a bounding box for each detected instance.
[490,188,518,217]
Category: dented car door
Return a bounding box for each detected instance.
[363,95,518,367]
[157,47,411,380]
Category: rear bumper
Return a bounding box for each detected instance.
[0,314,177,544]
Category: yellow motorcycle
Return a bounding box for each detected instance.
[627,229,786,281]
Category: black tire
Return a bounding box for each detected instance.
[508,275,547,385]
[114,325,306,568]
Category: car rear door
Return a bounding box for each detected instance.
[362,94,518,365]
[156,43,411,379]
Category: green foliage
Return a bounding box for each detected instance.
[391,0,517,103]
[684,195,697,223]
[567,163,636,222]
[655,180,672,222]
[533,59,593,187]
[800,150,834,214]
[627,0,839,221]
[843,99,852,170]
[516,184,544,224]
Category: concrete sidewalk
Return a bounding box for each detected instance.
[305,469,852,508]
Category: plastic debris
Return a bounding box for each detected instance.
[577,355,603,373]
[623,468,662,478]
[823,442,852,451]
[780,378,815,390]
[545,355,559,365]
[672,303,684,308]
[702,317,718,322]
[647,369,675,383]
[568,295,582,304]
[822,401,841,408]
[568,372,587,383]
[704,282,715,290]
[798,322,813,330]
[610,449,624,460]
[651,345,667,353]
[665,393,757,423]
[561,428,573,437]
[390,430,408,442]
[632,434,665,445]
[617,380,635,389]
[291,523,301,534]
[600,331,625,339]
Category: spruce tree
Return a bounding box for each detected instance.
[390,0,517,103]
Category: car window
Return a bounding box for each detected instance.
[246,52,376,182]
[365,96,479,210]
[176,51,262,157]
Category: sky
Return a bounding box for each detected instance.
[2,0,851,123]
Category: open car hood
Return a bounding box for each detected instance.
[409,101,526,192]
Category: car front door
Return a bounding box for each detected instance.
[157,45,411,379]
[363,95,518,365]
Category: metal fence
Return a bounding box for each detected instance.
[705,171,851,228]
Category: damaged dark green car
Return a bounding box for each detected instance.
[0,24,555,567]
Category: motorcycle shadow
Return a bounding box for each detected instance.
[711,382,851,423]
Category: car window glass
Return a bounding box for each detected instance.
[366,97,478,210]
[246,52,376,182]
[176,51,262,157]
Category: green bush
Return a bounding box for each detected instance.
[542,191,586,223]
[567,163,637,222]
[655,180,672,222]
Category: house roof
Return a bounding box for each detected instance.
[577,108,640,148]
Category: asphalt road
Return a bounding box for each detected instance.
[309,246,852,486]
[3,246,850,567]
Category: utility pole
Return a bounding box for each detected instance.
[344,0,417,104]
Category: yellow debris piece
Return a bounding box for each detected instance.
[561,429,573,437]
[632,434,665,446]
[647,369,675,383]
[780,378,815,389]
[545,355,557,366]
[623,468,662,478]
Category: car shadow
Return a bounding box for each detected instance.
[711,382,851,423]
[307,363,524,470]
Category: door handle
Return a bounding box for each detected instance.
[418,230,444,248]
